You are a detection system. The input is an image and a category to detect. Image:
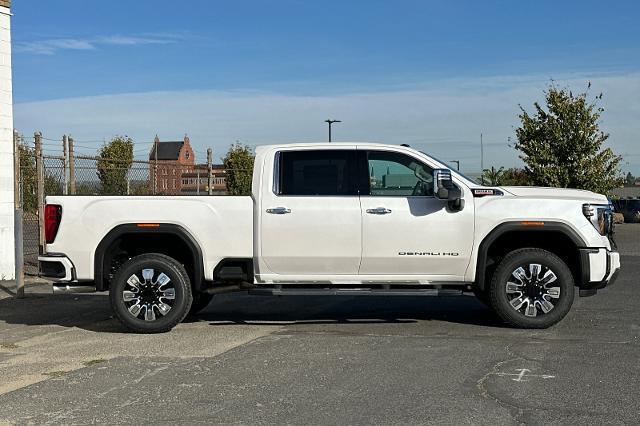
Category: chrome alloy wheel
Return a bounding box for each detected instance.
[505,263,561,317]
[123,268,176,322]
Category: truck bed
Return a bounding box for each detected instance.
[45,196,254,281]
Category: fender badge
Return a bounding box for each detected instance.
[472,188,503,197]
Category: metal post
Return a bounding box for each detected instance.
[207,148,213,195]
[62,135,68,195]
[325,119,341,142]
[35,132,45,255]
[153,140,158,195]
[68,137,76,194]
[480,132,484,185]
[13,130,24,298]
[196,168,200,195]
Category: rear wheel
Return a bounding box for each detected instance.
[110,253,192,333]
[489,248,574,328]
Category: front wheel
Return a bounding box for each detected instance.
[489,248,574,329]
[110,253,193,333]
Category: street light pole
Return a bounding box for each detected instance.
[324,119,341,142]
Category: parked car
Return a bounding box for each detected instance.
[39,143,620,333]
[612,199,640,223]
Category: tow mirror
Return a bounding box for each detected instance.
[433,169,463,211]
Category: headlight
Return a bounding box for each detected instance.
[582,203,613,236]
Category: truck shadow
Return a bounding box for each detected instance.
[0,291,508,333]
[193,293,508,328]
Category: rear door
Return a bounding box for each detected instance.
[258,148,362,279]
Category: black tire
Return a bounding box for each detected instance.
[489,248,574,329]
[188,292,214,316]
[110,253,193,333]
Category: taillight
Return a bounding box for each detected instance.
[44,204,62,244]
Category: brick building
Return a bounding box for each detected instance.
[181,165,227,195]
[149,135,195,194]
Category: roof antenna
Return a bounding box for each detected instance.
[400,143,410,147]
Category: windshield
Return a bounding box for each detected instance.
[418,151,483,185]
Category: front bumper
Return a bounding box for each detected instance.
[578,248,620,296]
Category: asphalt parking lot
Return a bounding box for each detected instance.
[0,225,638,424]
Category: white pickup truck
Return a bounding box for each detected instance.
[39,143,620,333]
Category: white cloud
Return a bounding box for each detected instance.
[13,72,640,173]
[15,38,95,55]
[96,34,181,46]
[15,34,180,55]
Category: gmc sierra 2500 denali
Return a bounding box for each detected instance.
[39,143,620,333]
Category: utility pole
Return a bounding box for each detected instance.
[207,148,213,195]
[35,132,45,255]
[480,133,485,184]
[62,135,68,195]
[153,139,158,195]
[68,137,76,194]
[325,119,341,142]
[13,130,24,298]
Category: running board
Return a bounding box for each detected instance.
[52,285,96,294]
[248,287,464,297]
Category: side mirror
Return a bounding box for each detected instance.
[433,169,453,199]
[433,169,463,211]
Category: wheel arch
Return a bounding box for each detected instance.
[94,223,204,291]
[474,221,586,291]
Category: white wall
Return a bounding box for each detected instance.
[0,5,13,280]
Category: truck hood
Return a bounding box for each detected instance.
[499,186,608,204]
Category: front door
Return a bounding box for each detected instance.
[358,149,474,281]
[259,148,362,280]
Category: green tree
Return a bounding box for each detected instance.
[129,180,151,195]
[502,168,531,186]
[18,143,37,213]
[514,83,623,194]
[17,143,64,212]
[222,142,254,195]
[482,166,505,186]
[625,172,635,187]
[97,136,134,195]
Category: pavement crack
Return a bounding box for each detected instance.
[475,343,529,424]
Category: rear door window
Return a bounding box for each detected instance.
[277,150,359,196]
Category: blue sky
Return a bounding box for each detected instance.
[11,0,640,173]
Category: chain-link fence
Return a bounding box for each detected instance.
[15,131,241,276]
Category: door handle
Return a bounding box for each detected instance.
[266,207,291,214]
[366,207,392,215]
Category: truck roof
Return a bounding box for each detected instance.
[255,142,415,154]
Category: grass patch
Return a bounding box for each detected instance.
[0,342,19,349]
[83,358,106,367]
